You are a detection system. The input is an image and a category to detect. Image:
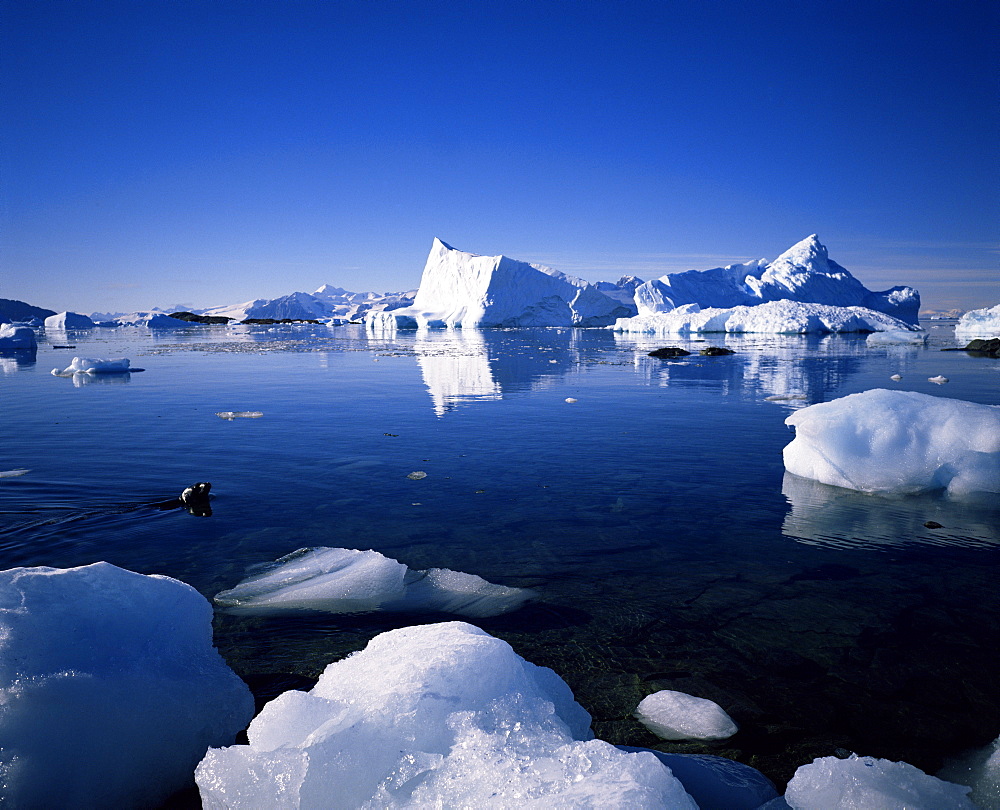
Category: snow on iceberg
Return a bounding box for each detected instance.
[213,547,534,618]
[783,389,1000,497]
[0,562,254,808]
[367,238,636,330]
[51,356,134,376]
[633,235,919,324]
[43,311,95,330]
[614,300,917,335]
[0,322,37,350]
[783,753,974,809]
[955,303,1000,339]
[634,689,738,741]
[195,621,697,809]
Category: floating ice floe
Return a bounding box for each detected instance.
[366,238,635,330]
[0,562,254,808]
[215,411,263,420]
[929,375,949,384]
[866,329,928,345]
[0,323,37,350]
[955,304,1000,340]
[613,300,917,335]
[634,689,739,741]
[51,356,136,376]
[0,468,29,478]
[783,754,974,809]
[213,547,535,618]
[43,311,95,330]
[195,621,698,809]
[783,389,1000,497]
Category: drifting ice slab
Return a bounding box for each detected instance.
[955,304,1000,339]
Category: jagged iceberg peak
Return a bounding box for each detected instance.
[369,238,637,330]
[634,235,920,325]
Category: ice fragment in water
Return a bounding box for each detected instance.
[565,397,578,403]
[407,470,427,479]
[890,374,902,381]
[215,411,263,419]
[634,689,738,741]
[0,469,29,478]
[929,375,949,384]
[52,356,132,376]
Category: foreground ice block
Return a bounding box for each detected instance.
[784,754,974,809]
[613,300,917,335]
[52,356,132,375]
[634,689,738,741]
[956,303,1000,339]
[214,547,534,618]
[0,562,254,808]
[196,622,697,809]
[783,389,1000,497]
[0,323,37,349]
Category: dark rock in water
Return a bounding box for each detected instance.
[964,338,1000,357]
[923,520,944,529]
[700,347,736,356]
[169,311,232,325]
[617,746,779,809]
[52,345,77,349]
[153,482,213,516]
[648,347,691,358]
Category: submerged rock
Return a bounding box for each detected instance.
[699,346,735,356]
[648,347,691,358]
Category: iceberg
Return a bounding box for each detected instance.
[783,389,1000,497]
[0,322,37,350]
[43,311,95,330]
[634,689,738,741]
[366,238,636,330]
[633,235,919,323]
[955,303,1000,339]
[783,754,974,809]
[214,547,534,618]
[866,329,928,345]
[199,287,416,323]
[103,311,192,328]
[0,562,254,808]
[614,300,916,335]
[195,621,696,808]
[52,356,134,376]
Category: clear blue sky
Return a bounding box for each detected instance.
[2,0,997,314]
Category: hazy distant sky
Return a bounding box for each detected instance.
[2,0,997,313]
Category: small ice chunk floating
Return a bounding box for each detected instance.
[634,689,739,741]
[0,562,254,808]
[214,547,534,618]
[783,389,1000,497]
[51,356,139,376]
[195,621,700,808]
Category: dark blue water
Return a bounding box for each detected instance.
[2,322,998,784]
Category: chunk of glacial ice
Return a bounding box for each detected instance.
[51,356,131,375]
[866,329,928,345]
[783,389,1000,497]
[195,621,697,809]
[634,689,738,741]
[213,547,534,618]
[955,303,1000,339]
[784,754,974,809]
[0,562,254,808]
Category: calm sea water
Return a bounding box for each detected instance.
[2,322,998,787]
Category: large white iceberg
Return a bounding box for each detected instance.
[196,621,696,808]
[0,322,37,349]
[955,304,1000,339]
[43,311,95,330]
[634,235,919,323]
[214,547,533,618]
[367,238,636,330]
[783,754,973,809]
[783,389,1000,497]
[0,562,254,808]
[614,300,917,335]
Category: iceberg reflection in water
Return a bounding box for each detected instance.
[781,471,1000,551]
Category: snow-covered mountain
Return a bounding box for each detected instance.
[198,286,416,322]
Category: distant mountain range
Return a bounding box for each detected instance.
[0,299,56,324]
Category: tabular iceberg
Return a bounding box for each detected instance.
[43,311,96,330]
[366,238,636,330]
[783,389,1000,497]
[0,562,254,808]
[196,621,696,809]
[214,546,534,618]
[955,303,1000,339]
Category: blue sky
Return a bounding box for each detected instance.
[2,0,997,314]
